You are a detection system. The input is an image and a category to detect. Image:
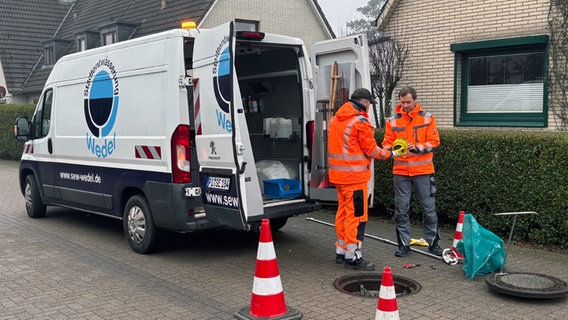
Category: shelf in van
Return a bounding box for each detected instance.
[239,70,298,81]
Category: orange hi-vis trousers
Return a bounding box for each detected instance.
[335,181,368,261]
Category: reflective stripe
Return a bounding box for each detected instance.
[378,286,396,299]
[424,112,432,124]
[252,276,283,296]
[257,241,276,261]
[390,118,406,132]
[394,159,433,167]
[369,147,390,159]
[329,152,368,161]
[329,164,370,171]
[368,147,380,158]
[424,143,438,152]
[342,117,360,153]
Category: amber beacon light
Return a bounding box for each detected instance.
[181,21,197,29]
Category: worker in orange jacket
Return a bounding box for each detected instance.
[382,86,442,257]
[328,88,399,270]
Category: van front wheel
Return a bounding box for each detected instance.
[24,175,46,218]
[123,195,161,254]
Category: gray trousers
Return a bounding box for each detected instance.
[394,174,440,247]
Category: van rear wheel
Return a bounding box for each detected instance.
[24,175,46,218]
[123,195,161,254]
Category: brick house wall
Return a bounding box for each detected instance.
[377,0,554,129]
[200,0,330,50]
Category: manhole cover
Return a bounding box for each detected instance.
[333,273,421,298]
[486,272,568,299]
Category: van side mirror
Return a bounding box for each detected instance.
[14,116,31,142]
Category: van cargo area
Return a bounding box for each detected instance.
[183,27,319,232]
[235,43,305,202]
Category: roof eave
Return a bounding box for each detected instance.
[375,0,402,31]
[310,0,336,39]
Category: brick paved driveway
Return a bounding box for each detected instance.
[0,160,566,319]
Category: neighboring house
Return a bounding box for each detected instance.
[0,0,334,105]
[0,0,71,104]
[376,0,556,129]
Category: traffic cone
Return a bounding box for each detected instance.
[235,219,302,320]
[451,211,465,260]
[375,266,399,320]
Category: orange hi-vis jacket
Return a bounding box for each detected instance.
[328,100,393,185]
[382,103,440,176]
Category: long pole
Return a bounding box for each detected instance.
[306,217,442,260]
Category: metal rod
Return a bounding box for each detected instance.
[494,211,537,275]
[306,217,442,260]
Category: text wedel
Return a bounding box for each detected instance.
[86,132,116,158]
[216,110,232,133]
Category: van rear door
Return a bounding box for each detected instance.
[309,34,376,206]
[192,21,263,230]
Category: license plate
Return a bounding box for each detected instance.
[207,176,230,190]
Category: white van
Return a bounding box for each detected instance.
[14,21,373,253]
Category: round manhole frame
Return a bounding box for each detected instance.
[486,272,568,299]
[333,272,421,299]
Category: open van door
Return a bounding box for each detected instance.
[309,34,376,207]
[192,21,263,230]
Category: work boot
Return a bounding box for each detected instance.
[395,246,411,257]
[335,254,345,264]
[344,258,375,271]
[428,244,443,256]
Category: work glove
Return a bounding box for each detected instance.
[391,150,401,158]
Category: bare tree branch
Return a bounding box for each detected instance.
[368,35,409,127]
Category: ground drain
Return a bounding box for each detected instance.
[486,272,568,299]
[334,273,421,298]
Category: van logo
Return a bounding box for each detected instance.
[83,58,119,158]
[208,140,220,160]
[212,36,231,114]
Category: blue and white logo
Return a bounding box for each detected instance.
[211,36,233,133]
[212,36,231,114]
[84,58,119,158]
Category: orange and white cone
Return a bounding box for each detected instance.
[375,266,399,320]
[451,211,465,260]
[235,219,302,320]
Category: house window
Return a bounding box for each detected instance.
[77,38,87,51]
[44,46,55,65]
[42,39,72,66]
[451,35,548,127]
[235,19,259,32]
[75,30,100,51]
[102,32,116,45]
[98,22,138,46]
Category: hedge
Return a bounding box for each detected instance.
[372,129,568,248]
[0,104,34,160]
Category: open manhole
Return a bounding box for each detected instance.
[486,272,568,299]
[334,273,421,298]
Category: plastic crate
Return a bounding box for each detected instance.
[263,179,302,199]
